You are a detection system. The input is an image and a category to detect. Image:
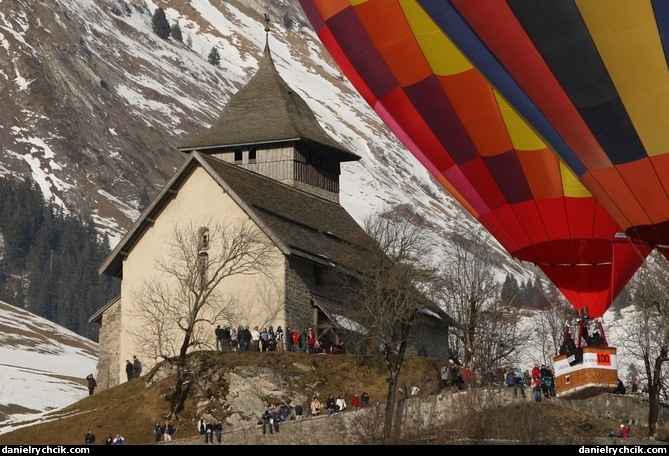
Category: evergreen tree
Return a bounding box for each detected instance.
[0,177,119,341]
[151,8,171,40]
[171,23,183,43]
[532,275,550,309]
[282,14,294,29]
[208,46,220,66]
[500,273,520,305]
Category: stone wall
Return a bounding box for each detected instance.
[95,297,122,391]
[166,388,669,445]
[562,393,669,428]
[163,388,669,445]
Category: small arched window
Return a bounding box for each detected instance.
[199,227,210,251]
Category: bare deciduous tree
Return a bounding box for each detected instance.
[534,284,575,366]
[438,229,528,374]
[619,251,669,438]
[131,219,276,417]
[342,209,438,444]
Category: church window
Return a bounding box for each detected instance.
[234,149,243,162]
[198,227,210,251]
[249,148,257,162]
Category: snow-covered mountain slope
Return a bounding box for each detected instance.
[0,300,97,431]
[0,0,531,279]
[0,0,538,429]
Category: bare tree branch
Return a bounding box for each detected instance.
[130,219,276,417]
[619,251,669,438]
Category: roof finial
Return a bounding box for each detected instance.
[264,13,271,53]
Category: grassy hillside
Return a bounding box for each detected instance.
[0,351,661,445]
[0,351,443,445]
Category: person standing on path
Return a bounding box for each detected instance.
[261,409,273,434]
[213,420,223,443]
[86,374,97,396]
[164,420,174,442]
[153,422,163,442]
[85,429,95,445]
[125,360,133,381]
[132,355,142,378]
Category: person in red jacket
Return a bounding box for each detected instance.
[532,363,540,381]
[290,329,300,352]
[350,393,360,409]
[306,328,316,353]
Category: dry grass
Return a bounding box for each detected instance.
[0,351,443,445]
[0,351,657,445]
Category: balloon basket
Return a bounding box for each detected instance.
[553,346,618,399]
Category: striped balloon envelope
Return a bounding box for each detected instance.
[299,0,652,317]
[414,0,669,258]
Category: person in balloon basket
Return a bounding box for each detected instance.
[559,333,577,354]
[585,329,604,347]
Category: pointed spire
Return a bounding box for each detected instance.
[264,13,271,54]
[178,14,359,162]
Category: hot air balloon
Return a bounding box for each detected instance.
[415,0,669,259]
[299,0,653,397]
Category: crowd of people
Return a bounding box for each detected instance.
[192,391,371,441]
[254,390,372,435]
[92,319,646,443]
[438,362,557,403]
[214,324,340,354]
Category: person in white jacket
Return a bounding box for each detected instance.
[335,394,346,412]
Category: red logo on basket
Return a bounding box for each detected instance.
[596,353,611,365]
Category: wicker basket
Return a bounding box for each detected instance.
[553,346,618,399]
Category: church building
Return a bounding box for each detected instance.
[90,34,452,390]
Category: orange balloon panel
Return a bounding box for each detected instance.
[432,0,669,251]
[300,0,653,315]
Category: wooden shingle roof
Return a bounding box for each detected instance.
[199,153,371,271]
[98,152,372,278]
[179,47,359,162]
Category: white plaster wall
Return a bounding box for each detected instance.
[116,166,286,379]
